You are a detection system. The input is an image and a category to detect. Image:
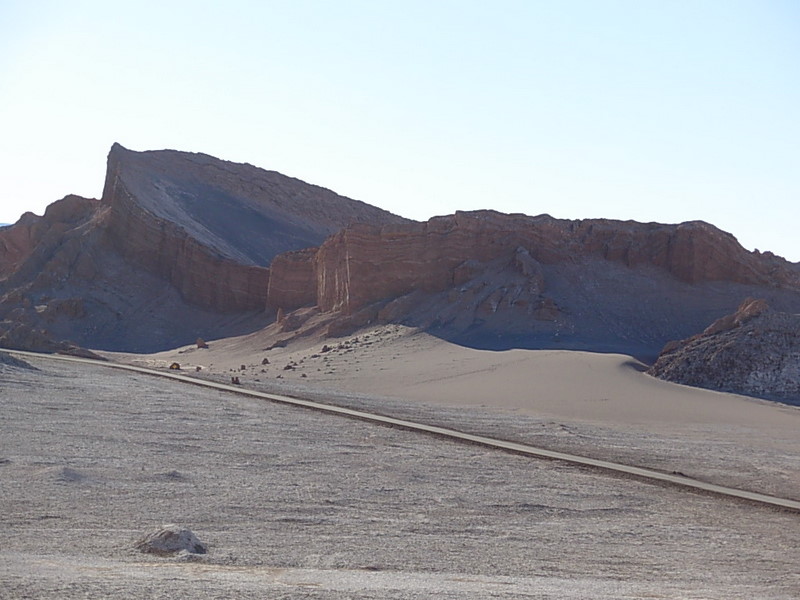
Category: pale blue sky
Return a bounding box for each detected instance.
[1,0,798,260]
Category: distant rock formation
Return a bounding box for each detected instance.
[266,211,800,356]
[102,143,407,313]
[2,145,799,358]
[648,299,800,403]
[0,144,406,352]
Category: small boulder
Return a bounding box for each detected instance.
[135,524,207,556]
[196,338,209,349]
[169,362,181,370]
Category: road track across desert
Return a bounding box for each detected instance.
[8,349,800,513]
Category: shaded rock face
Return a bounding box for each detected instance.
[135,525,207,556]
[266,247,318,310]
[0,144,407,352]
[648,300,800,403]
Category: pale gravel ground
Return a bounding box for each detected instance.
[1,355,799,599]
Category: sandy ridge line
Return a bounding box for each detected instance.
[8,349,800,513]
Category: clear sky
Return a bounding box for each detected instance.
[1,0,798,260]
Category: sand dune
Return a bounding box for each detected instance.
[107,324,800,501]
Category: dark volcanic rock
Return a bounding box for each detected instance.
[648,299,800,403]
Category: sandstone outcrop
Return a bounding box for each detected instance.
[102,143,407,313]
[0,144,407,352]
[268,211,800,316]
[648,299,800,403]
[264,210,800,356]
[3,144,800,359]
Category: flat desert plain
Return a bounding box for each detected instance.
[2,327,799,599]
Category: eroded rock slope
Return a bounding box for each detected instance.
[267,211,800,358]
[648,299,800,403]
[0,144,406,352]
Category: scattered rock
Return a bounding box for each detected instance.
[261,357,270,365]
[230,376,240,385]
[196,338,209,349]
[135,524,207,556]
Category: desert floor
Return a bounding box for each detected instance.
[2,329,799,598]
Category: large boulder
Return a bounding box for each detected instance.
[135,524,208,556]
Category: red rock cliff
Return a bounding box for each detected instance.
[103,164,270,312]
[269,210,800,314]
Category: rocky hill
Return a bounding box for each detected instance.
[648,299,800,403]
[0,144,407,352]
[267,211,800,359]
[2,144,799,361]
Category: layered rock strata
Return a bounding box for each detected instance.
[268,210,800,315]
[0,144,407,351]
[102,143,408,313]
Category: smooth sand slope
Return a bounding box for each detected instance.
[111,324,800,502]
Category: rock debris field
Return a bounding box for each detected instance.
[1,353,799,599]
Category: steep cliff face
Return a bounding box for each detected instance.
[648,299,800,403]
[281,210,800,315]
[102,169,269,313]
[102,143,408,313]
[266,248,317,310]
[0,144,407,352]
[267,210,800,357]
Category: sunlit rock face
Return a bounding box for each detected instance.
[649,299,800,403]
[306,211,799,314]
[265,209,800,356]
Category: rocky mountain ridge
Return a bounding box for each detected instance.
[0,144,405,352]
[1,144,799,364]
[266,210,800,358]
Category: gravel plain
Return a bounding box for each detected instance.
[1,354,799,599]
